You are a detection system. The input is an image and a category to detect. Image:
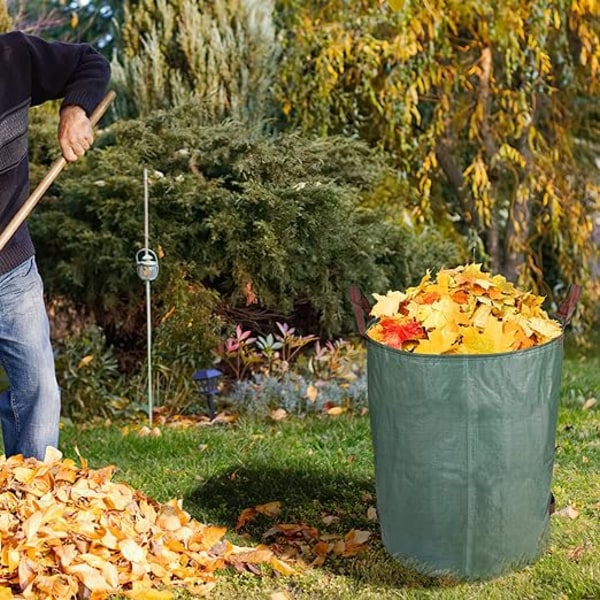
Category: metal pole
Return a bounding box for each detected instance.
[146,278,153,428]
[143,168,153,428]
[143,168,150,252]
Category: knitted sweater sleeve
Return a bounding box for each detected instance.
[20,32,111,117]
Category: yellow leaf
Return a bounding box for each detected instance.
[555,505,579,519]
[527,316,562,342]
[23,510,43,543]
[413,326,459,355]
[78,354,94,368]
[13,467,35,484]
[345,529,371,545]
[370,290,406,317]
[232,547,274,563]
[256,501,282,518]
[235,507,257,530]
[44,446,64,464]
[197,524,227,549]
[18,556,37,590]
[119,539,147,563]
[416,296,468,331]
[65,563,114,592]
[269,556,297,576]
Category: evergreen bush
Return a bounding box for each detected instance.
[30,103,464,378]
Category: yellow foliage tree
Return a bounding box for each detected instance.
[0,1,12,32]
[275,0,600,307]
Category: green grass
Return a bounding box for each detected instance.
[50,332,600,599]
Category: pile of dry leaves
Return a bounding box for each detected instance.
[368,263,563,354]
[0,449,293,599]
[0,449,372,599]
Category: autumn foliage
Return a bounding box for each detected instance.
[367,264,562,354]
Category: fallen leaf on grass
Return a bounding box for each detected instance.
[554,505,580,519]
[137,426,161,438]
[258,521,372,566]
[270,556,298,576]
[566,545,587,561]
[343,529,372,556]
[151,409,237,429]
[270,408,288,421]
[236,502,282,530]
[582,397,597,410]
[321,514,340,526]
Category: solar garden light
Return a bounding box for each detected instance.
[136,169,159,427]
[192,368,223,419]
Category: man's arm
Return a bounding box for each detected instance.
[23,33,111,114]
[20,32,111,161]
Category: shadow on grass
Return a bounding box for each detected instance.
[186,464,455,592]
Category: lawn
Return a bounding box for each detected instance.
[54,333,599,599]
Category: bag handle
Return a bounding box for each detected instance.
[555,283,581,327]
[349,285,372,337]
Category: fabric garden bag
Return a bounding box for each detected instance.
[350,284,579,580]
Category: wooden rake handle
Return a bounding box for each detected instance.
[0,90,117,253]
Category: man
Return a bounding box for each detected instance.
[0,31,111,460]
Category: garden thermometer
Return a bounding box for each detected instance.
[136,169,159,427]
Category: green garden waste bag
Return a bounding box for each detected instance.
[350,284,579,581]
[368,338,562,580]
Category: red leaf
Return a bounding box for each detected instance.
[379,318,424,349]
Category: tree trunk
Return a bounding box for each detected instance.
[503,128,534,283]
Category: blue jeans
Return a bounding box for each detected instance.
[0,257,60,459]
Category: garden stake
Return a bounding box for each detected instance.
[0,90,117,253]
[135,169,159,427]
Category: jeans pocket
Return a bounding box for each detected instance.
[0,258,41,310]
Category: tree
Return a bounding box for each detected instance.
[274,0,600,307]
[110,0,280,123]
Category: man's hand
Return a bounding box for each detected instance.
[58,105,94,162]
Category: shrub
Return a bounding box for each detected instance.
[54,325,137,422]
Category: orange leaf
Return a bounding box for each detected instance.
[236,507,258,530]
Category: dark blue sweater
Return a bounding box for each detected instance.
[0,31,111,275]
